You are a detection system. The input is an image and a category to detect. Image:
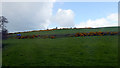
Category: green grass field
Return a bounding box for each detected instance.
[9,27,118,36]
[2,27,119,66]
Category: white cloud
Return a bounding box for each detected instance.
[107,13,118,21]
[2,2,54,33]
[54,9,75,27]
[75,13,118,28]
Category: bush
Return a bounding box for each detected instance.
[79,33,84,36]
[75,33,80,37]
[50,36,55,39]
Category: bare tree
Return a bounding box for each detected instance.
[0,16,8,39]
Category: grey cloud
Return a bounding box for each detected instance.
[2,2,54,33]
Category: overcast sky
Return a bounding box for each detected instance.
[1,2,118,33]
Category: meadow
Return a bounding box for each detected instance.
[2,27,119,66]
[9,27,118,36]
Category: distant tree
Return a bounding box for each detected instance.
[74,27,76,29]
[47,27,49,30]
[0,16,8,39]
[56,27,57,29]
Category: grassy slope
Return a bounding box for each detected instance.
[10,27,118,36]
[3,35,118,66]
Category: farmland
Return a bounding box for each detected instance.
[2,27,119,67]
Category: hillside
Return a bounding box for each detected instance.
[8,26,119,37]
[2,26,119,67]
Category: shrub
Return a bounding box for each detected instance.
[50,36,55,39]
[113,32,118,34]
[75,33,80,37]
[89,32,96,36]
[86,33,90,36]
[32,35,35,38]
[83,33,87,36]
[96,32,101,36]
[21,36,25,39]
[93,32,97,36]
[35,35,38,37]
[75,34,78,37]
[79,33,84,36]
[110,32,115,35]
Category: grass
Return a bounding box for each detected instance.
[9,27,119,36]
[2,35,118,66]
